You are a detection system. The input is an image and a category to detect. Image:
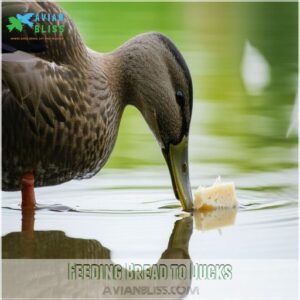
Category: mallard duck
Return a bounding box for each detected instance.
[2,1,193,210]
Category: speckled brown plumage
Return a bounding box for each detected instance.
[2,1,193,193]
[2,1,125,190]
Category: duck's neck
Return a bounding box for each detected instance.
[89,50,126,110]
[87,51,126,166]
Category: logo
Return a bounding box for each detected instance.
[6,13,34,32]
[6,12,65,34]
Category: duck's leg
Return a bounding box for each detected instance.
[21,172,36,209]
[22,209,35,238]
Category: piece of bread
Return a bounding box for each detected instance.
[194,176,238,210]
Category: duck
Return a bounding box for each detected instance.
[2,1,194,211]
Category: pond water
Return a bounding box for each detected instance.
[2,1,298,264]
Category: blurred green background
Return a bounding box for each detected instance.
[60,2,298,173]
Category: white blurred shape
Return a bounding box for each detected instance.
[241,41,271,95]
[286,93,298,137]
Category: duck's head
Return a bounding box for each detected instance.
[116,32,193,211]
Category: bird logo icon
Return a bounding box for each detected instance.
[6,13,34,32]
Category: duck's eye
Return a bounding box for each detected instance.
[176,90,184,106]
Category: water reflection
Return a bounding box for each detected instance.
[3,211,192,259]
[2,208,239,259]
[2,208,239,298]
[3,209,111,259]
[3,213,193,299]
[194,209,237,232]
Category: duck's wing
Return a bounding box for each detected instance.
[2,1,89,131]
[2,51,87,129]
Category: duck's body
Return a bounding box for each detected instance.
[2,1,194,210]
[2,1,126,190]
[3,50,123,190]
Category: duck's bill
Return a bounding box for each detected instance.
[162,136,194,211]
